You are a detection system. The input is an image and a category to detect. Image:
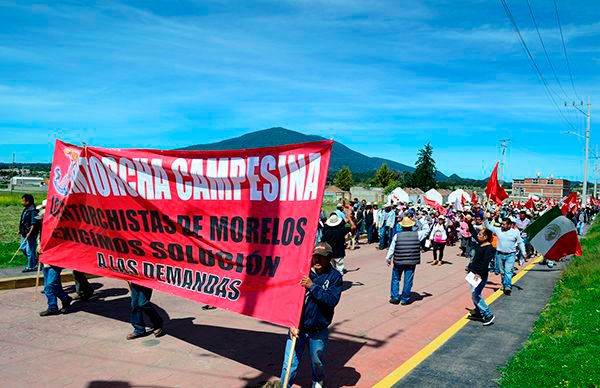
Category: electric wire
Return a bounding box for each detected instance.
[553,0,581,102]
[525,0,571,101]
[499,0,577,131]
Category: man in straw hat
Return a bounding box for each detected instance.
[321,210,355,275]
[278,242,342,388]
[385,216,421,305]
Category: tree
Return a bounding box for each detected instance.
[373,163,394,188]
[334,166,353,191]
[410,143,437,190]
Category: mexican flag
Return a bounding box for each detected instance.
[524,206,582,261]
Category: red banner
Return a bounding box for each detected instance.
[41,139,332,328]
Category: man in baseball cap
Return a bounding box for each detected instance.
[279,242,342,388]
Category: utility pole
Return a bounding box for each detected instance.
[584,97,591,205]
[591,145,599,199]
[499,139,511,183]
[564,98,591,205]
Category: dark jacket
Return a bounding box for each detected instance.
[301,266,343,331]
[19,205,39,238]
[321,223,351,258]
[392,230,421,266]
[365,210,374,226]
[468,244,496,277]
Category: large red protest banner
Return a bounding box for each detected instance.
[41,139,332,328]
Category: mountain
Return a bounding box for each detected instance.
[181,127,448,179]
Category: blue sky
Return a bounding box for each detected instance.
[0,0,598,180]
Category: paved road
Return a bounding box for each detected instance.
[395,259,566,387]
[0,242,525,387]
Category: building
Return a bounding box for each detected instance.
[404,187,424,203]
[512,177,570,201]
[350,186,385,204]
[323,185,350,202]
[9,176,47,192]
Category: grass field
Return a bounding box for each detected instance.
[499,221,600,387]
[0,206,26,267]
[0,192,47,267]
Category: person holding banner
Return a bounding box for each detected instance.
[279,242,342,388]
[127,283,165,340]
[35,199,72,316]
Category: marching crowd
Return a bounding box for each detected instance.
[15,192,597,388]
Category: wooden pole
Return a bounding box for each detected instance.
[34,261,41,302]
[282,334,298,388]
[8,246,21,264]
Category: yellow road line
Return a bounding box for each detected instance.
[374,255,544,388]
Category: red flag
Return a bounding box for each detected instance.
[471,191,478,204]
[561,192,578,215]
[517,200,522,208]
[461,193,467,206]
[524,197,534,210]
[511,200,516,207]
[424,197,445,213]
[485,162,509,205]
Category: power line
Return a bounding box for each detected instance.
[525,0,570,100]
[499,0,577,131]
[553,0,581,101]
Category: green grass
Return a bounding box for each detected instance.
[499,221,600,387]
[0,191,46,206]
[0,206,27,267]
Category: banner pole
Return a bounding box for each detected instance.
[282,334,297,388]
[34,261,41,302]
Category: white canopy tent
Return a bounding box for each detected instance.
[448,189,470,205]
[424,188,443,205]
[388,187,410,203]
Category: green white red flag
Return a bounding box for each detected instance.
[524,206,582,261]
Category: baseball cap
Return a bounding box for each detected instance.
[313,242,333,257]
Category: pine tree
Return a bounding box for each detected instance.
[410,143,437,190]
[374,163,394,188]
[334,166,353,191]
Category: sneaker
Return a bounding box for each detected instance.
[312,381,324,388]
[389,298,400,305]
[126,331,147,340]
[431,260,439,266]
[547,261,555,268]
[202,305,217,310]
[482,314,495,326]
[39,309,60,317]
[468,309,482,319]
[22,268,36,273]
[153,327,165,338]
[503,288,511,296]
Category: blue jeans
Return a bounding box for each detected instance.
[130,283,163,335]
[471,275,492,318]
[378,226,389,249]
[390,264,415,303]
[20,236,38,269]
[42,266,69,312]
[497,252,516,290]
[577,221,585,236]
[366,224,374,243]
[280,328,328,386]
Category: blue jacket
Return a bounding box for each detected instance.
[301,266,343,331]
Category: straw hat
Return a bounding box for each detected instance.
[326,214,343,227]
[399,217,415,228]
